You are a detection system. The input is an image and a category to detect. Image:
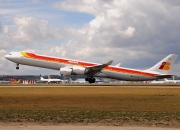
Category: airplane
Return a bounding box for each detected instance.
[5,51,178,83]
[39,75,67,83]
[0,80,10,84]
[150,80,166,84]
[164,78,180,83]
[69,78,87,83]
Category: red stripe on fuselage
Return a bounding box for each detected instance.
[25,52,155,77]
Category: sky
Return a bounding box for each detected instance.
[0,0,180,76]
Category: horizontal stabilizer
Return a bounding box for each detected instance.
[155,74,173,78]
[115,63,121,67]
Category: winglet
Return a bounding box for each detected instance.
[106,60,113,65]
[100,60,113,68]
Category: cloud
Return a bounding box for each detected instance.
[0,22,2,33]
[1,0,180,75]
[55,0,98,15]
[121,27,136,38]
[13,17,52,42]
[0,16,67,51]
[54,0,180,64]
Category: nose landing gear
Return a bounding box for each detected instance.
[16,63,19,70]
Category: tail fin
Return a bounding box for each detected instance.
[48,75,51,79]
[40,75,44,80]
[164,78,168,81]
[145,54,177,74]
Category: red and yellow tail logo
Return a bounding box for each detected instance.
[159,62,171,70]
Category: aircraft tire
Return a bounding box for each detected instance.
[88,77,96,84]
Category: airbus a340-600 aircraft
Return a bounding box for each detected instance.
[5,51,177,83]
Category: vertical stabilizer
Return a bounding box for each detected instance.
[48,75,51,79]
[145,54,177,74]
[40,75,44,80]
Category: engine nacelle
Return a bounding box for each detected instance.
[60,68,72,76]
[72,66,88,75]
[60,66,88,76]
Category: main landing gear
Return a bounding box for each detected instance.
[85,77,96,84]
[16,63,19,70]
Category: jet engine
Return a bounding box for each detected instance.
[60,66,89,76]
[60,68,72,76]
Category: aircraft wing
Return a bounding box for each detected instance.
[86,60,113,76]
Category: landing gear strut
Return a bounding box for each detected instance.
[85,77,96,84]
[16,63,19,70]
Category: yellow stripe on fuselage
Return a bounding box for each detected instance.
[20,51,31,58]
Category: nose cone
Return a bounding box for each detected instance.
[5,54,10,59]
[5,52,22,62]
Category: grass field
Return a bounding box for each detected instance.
[0,85,180,127]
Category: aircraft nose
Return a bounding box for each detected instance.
[5,54,10,59]
[5,52,22,60]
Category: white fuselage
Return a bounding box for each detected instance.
[5,52,176,82]
[5,52,160,81]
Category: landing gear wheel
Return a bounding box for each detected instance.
[91,78,95,83]
[86,77,96,84]
[85,78,89,81]
[16,63,19,70]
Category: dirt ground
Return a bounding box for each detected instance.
[0,85,180,129]
[0,123,179,130]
